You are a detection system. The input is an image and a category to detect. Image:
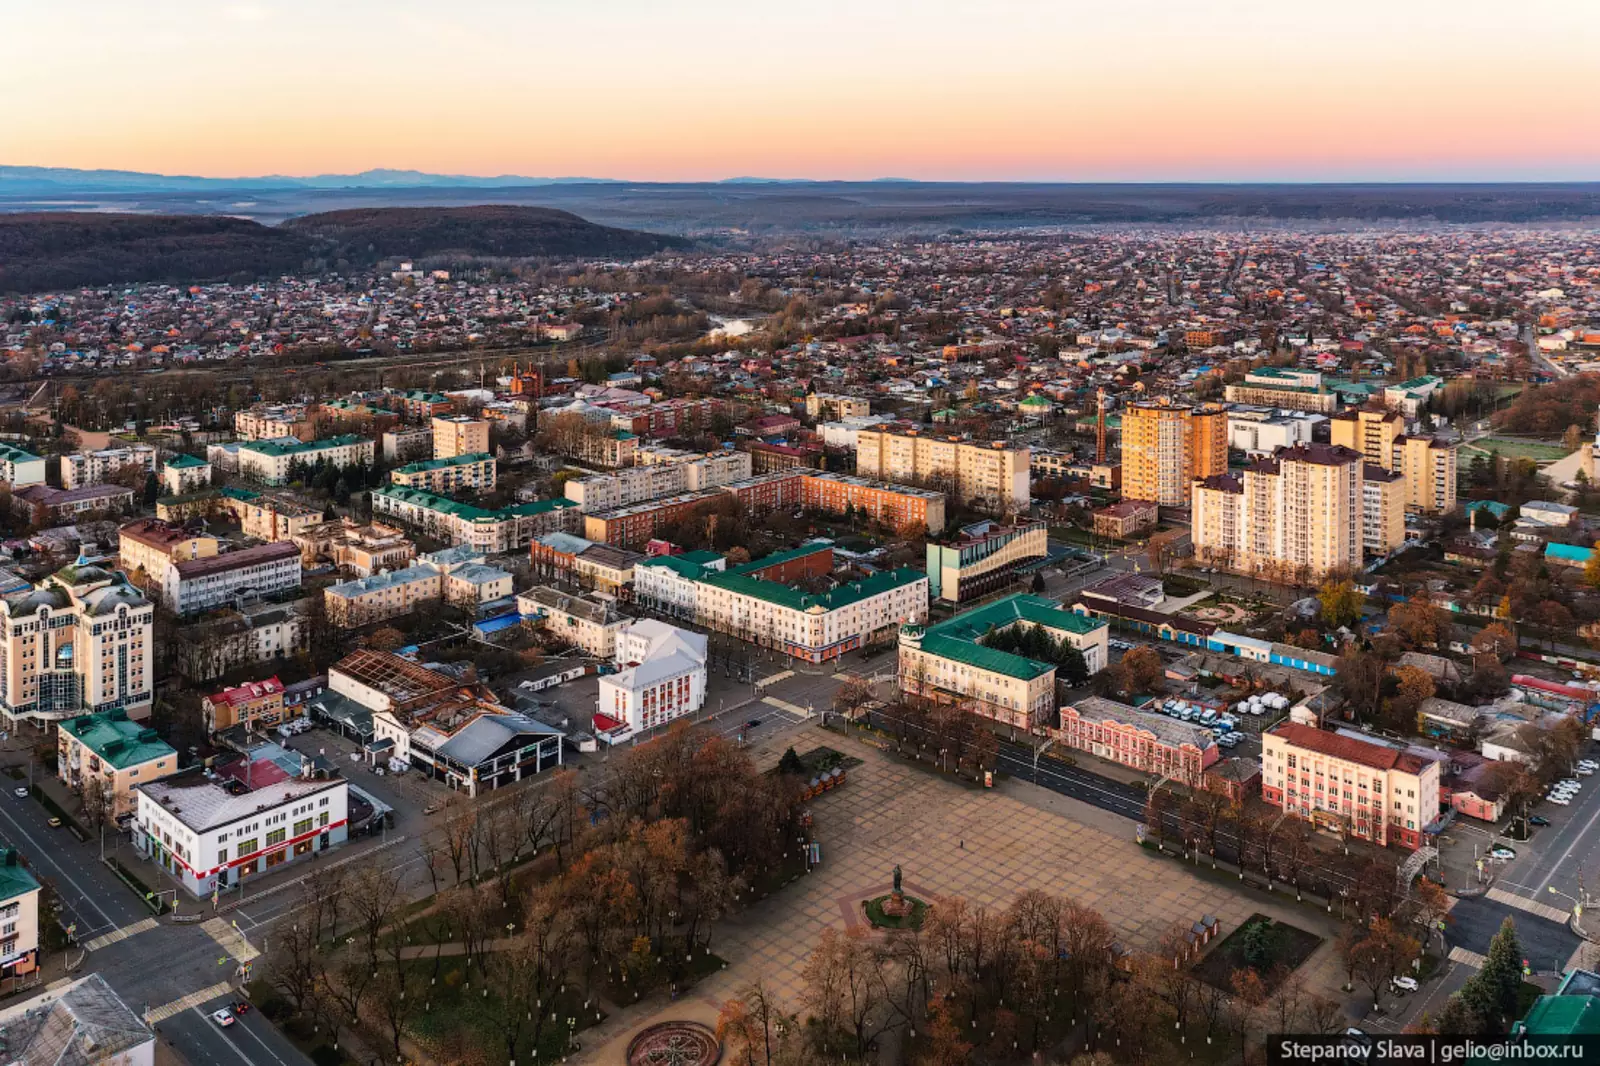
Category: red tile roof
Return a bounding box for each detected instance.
[1272,723,1427,775]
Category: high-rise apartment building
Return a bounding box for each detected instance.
[1361,465,1407,554]
[1397,435,1458,514]
[1329,408,1403,469]
[853,428,1030,512]
[1120,399,1228,506]
[432,415,491,460]
[1192,443,1363,580]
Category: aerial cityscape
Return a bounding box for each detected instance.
[2,3,1600,1065]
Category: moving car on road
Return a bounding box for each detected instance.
[212,1009,235,1028]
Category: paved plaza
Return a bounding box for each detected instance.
[578,723,1348,1062]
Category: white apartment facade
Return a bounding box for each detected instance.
[163,542,303,616]
[237,435,375,486]
[61,445,157,490]
[854,428,1030,512]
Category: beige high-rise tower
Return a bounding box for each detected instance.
[1192,443,1364,580]
[1121,398,1228,506]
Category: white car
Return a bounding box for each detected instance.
[212,1008,235,1028]
[1550,796,1572,806]
[1391,976,1418,993]
[10,787,25,799]
[1579,767,1595,777]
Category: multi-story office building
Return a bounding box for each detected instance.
[371,486,581,553]
[60,445,157,490]
[1054,697,1218,787]
[160,453,212,495]
[897,593,1108,732]
[594,620,708,743]
[432,415,489,460]
[390,452,497,495]
[1120,398,1228,506]
[1261,722,1439,849]
[1362,465,1407,554]
[925,519,1048,604]
[135,768,348,896]
[854,427,1030,512]
[1223,368,1339,414]
[1227,409,1325,457]
[162,542,303,616]
[1397,434,1459,514]
[0,443,45,489]
[0,561,154,724]
[237,435,374,486]
[1191,443,1364,580]
[56,708,177,817]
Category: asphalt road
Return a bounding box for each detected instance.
[160,995,308,1066]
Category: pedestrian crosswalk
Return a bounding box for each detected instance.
[146,981,233,1023]
[200,917,260,963]
[82,917,158,951]
[762,695,812,717]
[1486,887,1572,923]
[1448,946,1486,969]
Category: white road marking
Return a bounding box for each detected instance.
[762,695,810,717]
[82,916,159,951]
[201,918,260,962]
[147,981,234,1022]
[1448,946,1486,969]
[1485,887,1572,924]
[755,670,794,690]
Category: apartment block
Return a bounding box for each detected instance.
[202,676,290,732]
[1329,408,1404,469]
[0,443,45,489]
[57,709,178,817]
[518,586,623,657]
[12,484,135,525]
[1261,722,1440,850]
[118,518,219,590]
[609,397,724,438]
[0,848,40,980]
[234,404,315,442]
[854,427,1029,512]
[390,452,497,494]
[371,486,581,553]
[800,472,947,533]
[806,393,871,421]
[1224,368,1338,413]
[722,470,809,513]
[0,563,155,724]
[162,541,303,616]
[160,453,212,495]
[1120,398,1227,506]
[1192,443,1364,580]
[1362,465,1407,554]
[1397,434,1459,514]
[237,435,375,486]
[925,519,1048,604]
[583,490,724,550]
[432,415,489,459]
[60,445,157,490]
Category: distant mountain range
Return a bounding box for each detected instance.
[0,206,686,293]
[0,166,628,194]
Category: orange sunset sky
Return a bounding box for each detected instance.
[7,0,1598,181]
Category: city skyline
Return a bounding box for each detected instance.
[8,0,1598,183]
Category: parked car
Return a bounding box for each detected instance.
[10,787,26,799]
[1490,846,1516,861]
[1550,796,1571,806]
[1530,815,1551,826]
[46,817,60,828]
[1391,976,1418,994]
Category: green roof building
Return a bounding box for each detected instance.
[56,708,178,816]
[899,593,1109,731]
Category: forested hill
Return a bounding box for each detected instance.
[0,213,310,293]
[0,206,685,293]
[279,205,688,261]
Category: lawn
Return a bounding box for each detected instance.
[1459,438,1570,469]
[1193,914,1324,994]
[864,894,928,929]
[401,959,606,1064]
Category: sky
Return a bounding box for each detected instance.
[5,0,1598,182]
